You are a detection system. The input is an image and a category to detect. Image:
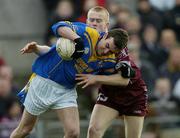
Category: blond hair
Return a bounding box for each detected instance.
[88,6,110,23]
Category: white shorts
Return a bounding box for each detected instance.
[24,75,77,116]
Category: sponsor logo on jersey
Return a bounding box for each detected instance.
[74,58,93,73]
[84,47,89,54]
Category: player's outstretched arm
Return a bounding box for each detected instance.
[76,74,129,88]
[20,42,50,55]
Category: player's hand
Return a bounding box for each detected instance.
[20,42,38,54]
[71,38,85,59]
[75,74,97,88]
[115,62,135,78]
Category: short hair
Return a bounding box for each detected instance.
[107,28,129,50]
[88,6,110,22]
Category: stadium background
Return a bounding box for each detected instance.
[0,0,179,137]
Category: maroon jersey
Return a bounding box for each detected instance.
[97,47,148,116]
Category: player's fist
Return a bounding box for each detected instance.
[71,38,85,59]
[20,42,38,54]
[115,62,135,78]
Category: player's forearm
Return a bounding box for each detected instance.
[95,74,129,86]
[57,27,80,41]
[35,45,50,55]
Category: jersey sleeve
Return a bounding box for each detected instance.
[98,58,116,75]
[51,21,87,38]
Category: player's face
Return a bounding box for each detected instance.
[96,36,118,56]
[87,11,109,32]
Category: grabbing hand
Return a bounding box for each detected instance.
[20,42,38,54]
[115,62,135,78]
[75,74,97,88]
[71,38,85,59]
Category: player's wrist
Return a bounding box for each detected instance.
[34,45,43,55]
[95,75,105,84]
[35,45,40,52]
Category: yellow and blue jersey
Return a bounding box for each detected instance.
[32,21,116,89]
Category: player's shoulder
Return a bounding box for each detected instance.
[116,47,130,61]
[72,22,92,30]
[72,22,87,26]
[72,22,99,34]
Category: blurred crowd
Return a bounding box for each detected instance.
[0,0,180,137]
[0,58,22,138]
